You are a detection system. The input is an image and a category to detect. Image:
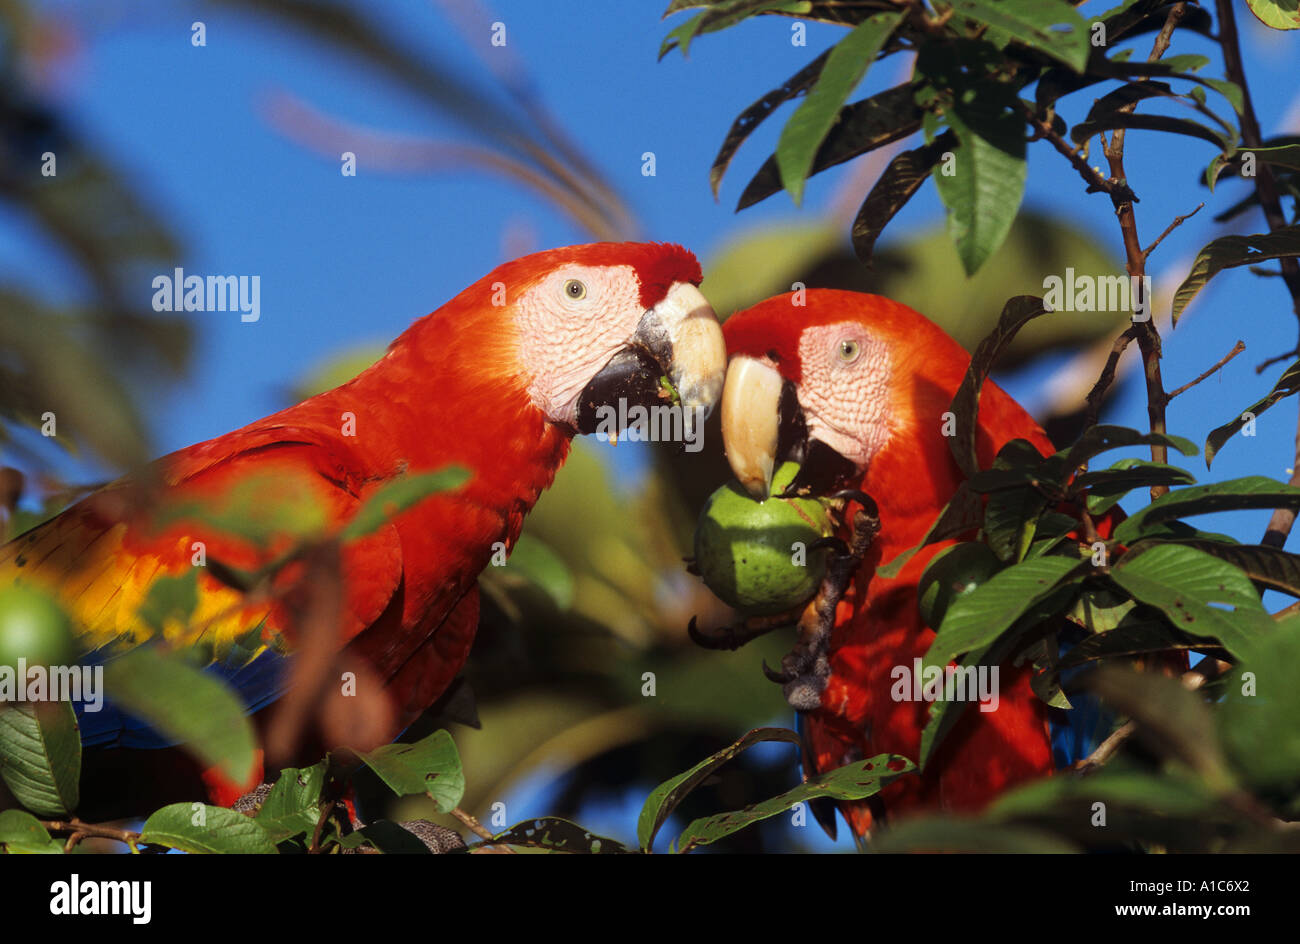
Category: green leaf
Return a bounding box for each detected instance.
[775,11,903,204]
[948,0,1091,72]
[1205,359,1300,467]
[0,808,64,853]
[710,49,832,198]
[924,556,1081,670]
[1062,424,1197,473]
[140,803,277,854]
[659,0,813,59]
[1245,0,1300,30]
[1112,476,1300,544]
[341,467,470,541]
[1172,539,1300,598]
[1108,544,1271,660]
[1172,226,1300,323]
[738,83,922,210]
[357,729,465,813]
[102,646,257,787]
[0,701,81,817]
[877,485,984,579]
[1087,667,1235,792]
[1218,618,1300,792]
[495,534,574,610]
[1075,459,1197,515]
[935,98,1028,276]
[852,134,955,264]
[491,817,629,854]
[674,754,914,852]
[254,761,327,843]
[636,726,800,852]
[949,297,1052,477]
[1055,620,1215,673]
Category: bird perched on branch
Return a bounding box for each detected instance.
[0,242,725,815]
[714,289,1087,839]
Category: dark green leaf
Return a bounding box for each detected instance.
[923,556,1081,669]
[949,297,1051,477]
[738,83,922,210]
[948,0,1091,72]
[636,726,799,852]
[674,754,914,852]
[1172,226,1300,322]
[1205,359,1300,467]
[852,134,953,263]
[1113,476,1300,543]
[1069,112,1232,150]
[492,817,629,854]
[709,49,832,198]
[0,701,80,817]
[1062,424,1197,473]
[1171,539,1300,598]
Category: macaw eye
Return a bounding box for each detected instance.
[837,339,861,363]
[563,279,587,300]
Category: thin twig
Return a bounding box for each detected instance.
[1163,340,1246,402]
[41,818,142,853]
[1256,348,1300,375]
[1142,202,1204,261]
[451,806,517,853]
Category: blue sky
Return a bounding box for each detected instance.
[4,0,1300,849]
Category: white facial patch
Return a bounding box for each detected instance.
[513,263,646,426]
[796,322,893,470]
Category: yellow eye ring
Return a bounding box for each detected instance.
[563,279,587,300]
[837,339,861,363]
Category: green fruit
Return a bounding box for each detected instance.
[693,462,831,616]
[917,542,1003,629]
[0,584,77,671]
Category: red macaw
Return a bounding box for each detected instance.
[1,242,725,812]
[717,289,1072,838]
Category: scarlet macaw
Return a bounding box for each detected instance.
[717,289,1089,838]
[1,242,725,812]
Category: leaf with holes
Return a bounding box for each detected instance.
[637,726,799,852]
[357,729,465,813]
[674,754,914,852]
[492,817,629,854]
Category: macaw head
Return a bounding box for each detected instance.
[474,241,726,438]
[719,289,967,500]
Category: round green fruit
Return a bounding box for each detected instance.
[0,584,77,672]
[917,542,1003,629]
[693,462,832,616]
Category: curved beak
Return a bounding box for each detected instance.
[720,356,784,500]
[575,282,726,438]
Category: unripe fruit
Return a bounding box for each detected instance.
[0,584,77,673]
[693,462,832,616]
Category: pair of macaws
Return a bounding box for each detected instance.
[0,241,1072,838]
